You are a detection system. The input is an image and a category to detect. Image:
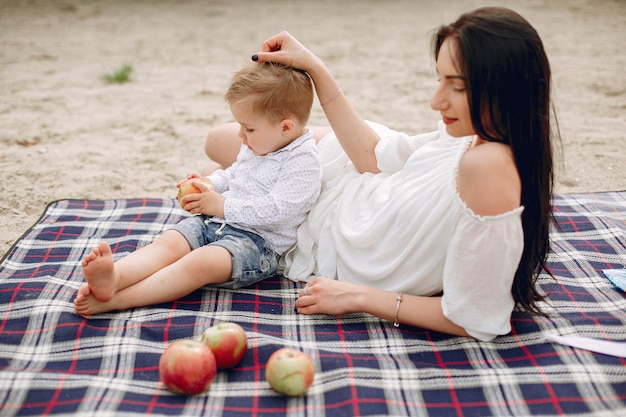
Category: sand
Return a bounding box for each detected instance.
[1,0,625,258]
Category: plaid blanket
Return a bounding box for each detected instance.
[1,193,625,417]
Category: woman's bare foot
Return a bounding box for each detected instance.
[74,283,118,316]
[81,241,120,302]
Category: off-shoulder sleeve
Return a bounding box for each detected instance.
[441,205,525,341]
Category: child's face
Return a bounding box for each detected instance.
[230,100,293,156]
[430,38,474,138]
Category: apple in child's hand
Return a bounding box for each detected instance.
[177,177,214,208]
[159,339,217,395]
[265,348,315,396]
[200,322,248,369]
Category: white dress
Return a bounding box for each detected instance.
[283,121,525,341]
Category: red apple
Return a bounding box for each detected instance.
[265,348,315,396]
[177,177,214,208]
[159,339,217,395]
[200,322,248,369]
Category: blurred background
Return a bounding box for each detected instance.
[1,0,625,257]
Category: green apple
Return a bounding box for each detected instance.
[265,348,315,396]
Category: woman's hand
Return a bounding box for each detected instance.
[297,277,470,337]
[254,31,382,174]
[253,31,322,75]
[295,277,365,316]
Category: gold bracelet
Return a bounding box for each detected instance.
[320,88,342,106]
[393,293,403,328]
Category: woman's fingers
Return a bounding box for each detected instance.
[261,30,292,52]
[254,31,313,71]
[253,51,286,65]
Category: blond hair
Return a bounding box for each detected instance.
[225,63,313,125]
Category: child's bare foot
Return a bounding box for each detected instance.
[81,241,119,302]
[74,283,117,316]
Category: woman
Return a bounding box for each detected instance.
[204,7,557,341]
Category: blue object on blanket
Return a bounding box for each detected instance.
[603,269,626,291]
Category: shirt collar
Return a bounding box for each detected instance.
[268,128,313,155]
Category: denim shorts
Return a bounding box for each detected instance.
[170,215,279,289]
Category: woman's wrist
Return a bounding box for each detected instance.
[304,56,343,104]
[393,293,403,327]
[302,54,327,80]
[320,87,343,107]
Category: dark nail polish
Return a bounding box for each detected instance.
[251,55,259,62]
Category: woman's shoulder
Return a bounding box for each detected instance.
[457,141,521,217]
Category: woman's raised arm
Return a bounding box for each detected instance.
[253,31,381,174]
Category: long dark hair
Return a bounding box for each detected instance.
[434,7,558,315]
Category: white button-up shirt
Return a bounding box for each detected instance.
[208,129,321,254]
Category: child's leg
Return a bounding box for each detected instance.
[75,244,232,316]
[81,230,192,302]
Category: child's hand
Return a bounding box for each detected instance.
[176,172,203,188]
[179,179,224,218]
[177,174,215,210]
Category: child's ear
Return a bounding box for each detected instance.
[281,118,296,136]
